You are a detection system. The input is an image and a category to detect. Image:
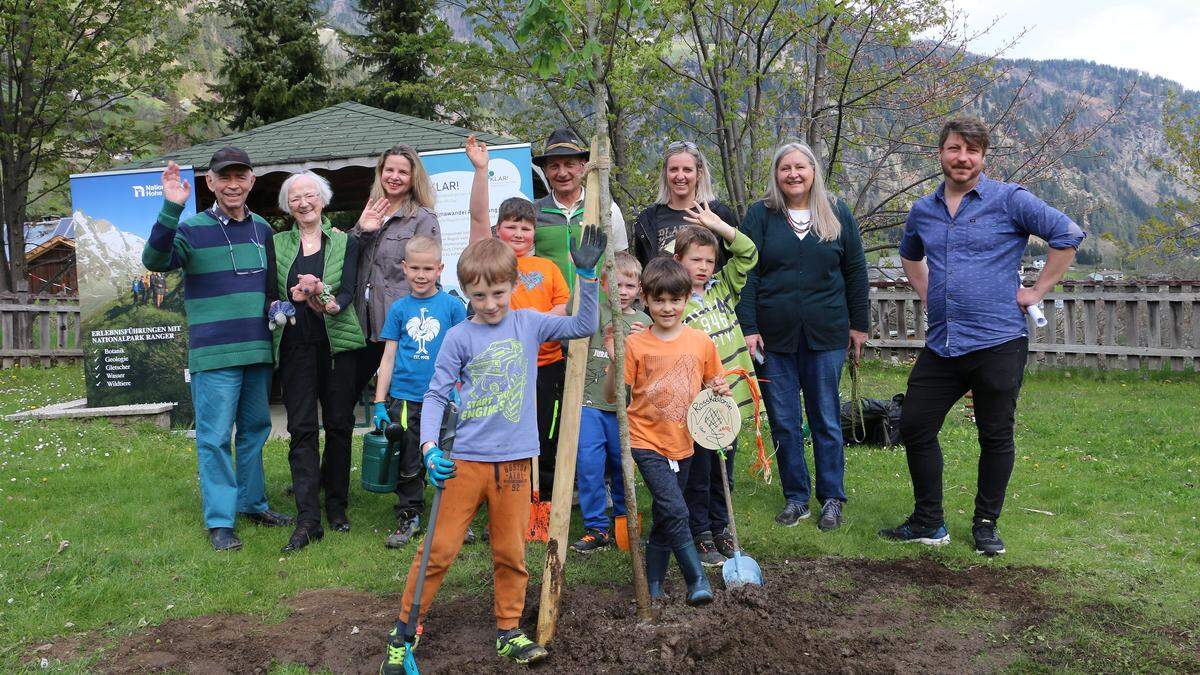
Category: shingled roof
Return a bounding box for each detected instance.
[118,102,520,172]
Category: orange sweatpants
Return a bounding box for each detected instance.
[400,458,531,630]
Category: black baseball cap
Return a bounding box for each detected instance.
[209,146,253,173]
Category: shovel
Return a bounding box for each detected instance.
[685,387,763,589]
[716,445,763,588]
[401,399,460,675]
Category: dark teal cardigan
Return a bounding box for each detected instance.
[735,198,869,352]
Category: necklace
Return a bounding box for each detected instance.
[786,209,812,236]
[301,229,321,253]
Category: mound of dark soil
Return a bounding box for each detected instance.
[83,557,1050,673]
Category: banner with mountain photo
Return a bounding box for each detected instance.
[70,166,197,426]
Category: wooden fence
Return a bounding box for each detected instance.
[867,281,1200,371]
[0,290,83,368]
[4,281,1200,371]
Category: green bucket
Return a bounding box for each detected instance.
[361,430,400,493]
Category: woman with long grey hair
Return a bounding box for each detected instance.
[735,141,869,532]
[632,140,738,270]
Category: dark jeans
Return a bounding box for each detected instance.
[352,340,386,413]
[536,359,566,491]
[279,340,358,526]
[386,398,427,520]
[632,448,693,549]
[900,337,1027,527]
[760,333,847,506]
[684,442,735,537]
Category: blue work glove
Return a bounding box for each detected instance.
[570,223,607,280]
[423,446,456,488]
[372,402,391,431]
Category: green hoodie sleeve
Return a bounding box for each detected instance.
[713,229,759,306]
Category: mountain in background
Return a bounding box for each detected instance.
[181,4,1196,248]
[983,59,1198,245]
[72,212,149,318]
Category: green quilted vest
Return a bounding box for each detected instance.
[272,218,366,363]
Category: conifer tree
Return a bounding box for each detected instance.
[340,0,478,121]
[208,0,332,131]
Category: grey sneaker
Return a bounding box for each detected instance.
[775,502,810,527]
[695,534,727,567]
[818,499,844,531]
[385,514,420,549]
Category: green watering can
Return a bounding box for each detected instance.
[360,424,403,493]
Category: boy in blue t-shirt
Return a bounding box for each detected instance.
[373,235,467,549]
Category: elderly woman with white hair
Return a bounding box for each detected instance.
[271,171,366,553]
[736,142,869,533]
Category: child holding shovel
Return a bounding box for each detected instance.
[467,136,570,537]
[603,257,730,606]
[379,229,605,672]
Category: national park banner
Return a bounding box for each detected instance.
[421,143,533,302]
[70,166,197,426]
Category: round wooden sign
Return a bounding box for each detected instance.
[686,388,741,450]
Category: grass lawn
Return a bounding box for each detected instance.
[0,363,1197,672]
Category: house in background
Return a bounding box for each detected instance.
[869,255,906,283]
[16,217,76,295]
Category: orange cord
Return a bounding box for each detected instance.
[725,367,772,484]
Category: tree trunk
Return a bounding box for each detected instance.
[606,84,635,235]
[806,16,833,161]
[590,11,652,627]
[0,173,31,293]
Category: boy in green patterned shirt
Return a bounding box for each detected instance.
[673,202,759,566]
[570,252,651,554]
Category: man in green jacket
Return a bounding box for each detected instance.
[529,128,628,490]
[532,128,629,286]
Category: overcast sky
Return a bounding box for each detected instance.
[943,0,1200,91]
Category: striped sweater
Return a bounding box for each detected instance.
[142,201,275,373]
[683,230,760,414]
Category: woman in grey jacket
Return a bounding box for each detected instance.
[351,144,441,404]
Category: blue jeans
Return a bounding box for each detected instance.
[761,334,847,506]
[190,364,273,528]
[632,448,692,549]
[576,407,627,531]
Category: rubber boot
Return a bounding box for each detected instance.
[673,541,714,606]
[645,542,671,599]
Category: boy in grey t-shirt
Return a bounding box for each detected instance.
[379,228,605,672]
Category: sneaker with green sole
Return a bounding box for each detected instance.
[496,628,548,664]
[379,625,418,675]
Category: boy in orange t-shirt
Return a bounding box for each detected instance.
[467,136,570,491]
[603,257,729,607]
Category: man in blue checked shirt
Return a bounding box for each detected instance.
[879,117,1085,557]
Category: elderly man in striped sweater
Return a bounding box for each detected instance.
[143,147,294,551]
